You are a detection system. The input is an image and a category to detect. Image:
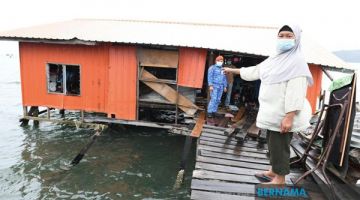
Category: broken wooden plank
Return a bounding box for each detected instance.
[217,113,234,127]
[191,112,205,138]
[232,106,246,122]
[247,122,260,137]
[191,190,253,200]
[231,114,248,128]
[224,127,236,136]
[140,69,198,115]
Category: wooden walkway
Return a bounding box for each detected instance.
[190,125,306,200]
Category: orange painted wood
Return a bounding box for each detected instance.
[19,42,138,120]
[191,112,205,138]
[178,47,207,88]
[107,45,137,120]
[19,42,109,112]
[306,64,323,113]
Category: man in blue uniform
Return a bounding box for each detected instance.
[207,55,227,118]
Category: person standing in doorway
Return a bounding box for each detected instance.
[224,60,235,108]
[207,55,227,119]
[223,24,313,184]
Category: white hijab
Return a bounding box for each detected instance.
[258,24,313,86]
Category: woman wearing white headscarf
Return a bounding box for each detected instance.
[223,24,313,184]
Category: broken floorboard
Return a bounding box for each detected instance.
[190,125,324,200]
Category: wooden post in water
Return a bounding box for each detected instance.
[47,107,50,119]
[20,106,29,126]
[81,110,85,123]
[59,109,65,118]
[174,112,205,189]
[33,107,39,126]
[70,124,107,166]
[20,106,39,126]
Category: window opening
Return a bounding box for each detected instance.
[47,63,80,96]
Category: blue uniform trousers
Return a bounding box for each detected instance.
[207,85,224,114]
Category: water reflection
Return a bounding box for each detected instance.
[10,124,195,199]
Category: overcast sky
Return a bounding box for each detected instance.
[0,0,359,51]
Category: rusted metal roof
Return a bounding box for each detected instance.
[0,19,351,71]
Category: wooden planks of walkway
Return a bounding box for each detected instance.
[190,125,304,200]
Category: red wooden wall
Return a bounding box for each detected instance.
[19,42,137,120]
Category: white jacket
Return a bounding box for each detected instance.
[240,66,311,132]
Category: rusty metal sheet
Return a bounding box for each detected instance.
[178,47,207,88]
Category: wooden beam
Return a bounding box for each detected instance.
[190,112,205,138]
[138,48,178,68]
[140,69,198,115]
[247,122,260,137]
[232,106,245,122]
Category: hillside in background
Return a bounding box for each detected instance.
[334,50,360,63]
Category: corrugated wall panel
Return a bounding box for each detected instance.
[19,42,109,112]
[178,48,207,88]
[107,45,137,120]
[306,64,323,113]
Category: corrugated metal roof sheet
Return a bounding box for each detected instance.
[0,19,352,71]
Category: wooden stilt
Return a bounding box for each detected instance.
[60,109,65,118]
[174,112,205,189]
[33,107,39,126]
[81,110,85,122]
[20,106,29,126]
[23,106,28,117]
[47,107,50,119]
[20,106,39,126]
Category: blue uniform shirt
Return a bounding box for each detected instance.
[207,64,227,88]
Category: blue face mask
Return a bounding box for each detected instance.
[277,39,295,53]
[216,61,223,66]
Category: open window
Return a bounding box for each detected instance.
[47,63,80,96]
